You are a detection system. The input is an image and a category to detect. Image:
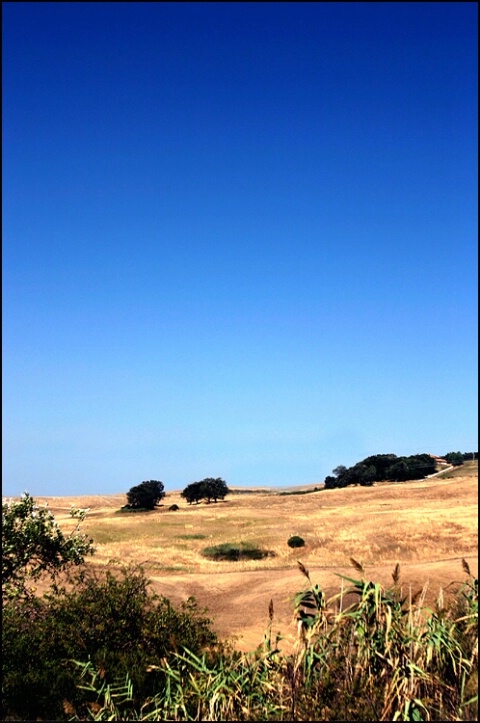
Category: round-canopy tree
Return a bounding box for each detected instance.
[203,478,229,503]
[181,478,229,504]
[181,481,204,505]
[126,480,165,510]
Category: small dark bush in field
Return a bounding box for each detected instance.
[118,505,151,513]
[201,542,274,561]
[168,504,179,511]
[287,535,305,548]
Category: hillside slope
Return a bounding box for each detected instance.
[31,466,477,650]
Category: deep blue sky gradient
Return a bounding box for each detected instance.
[3,2,478,496]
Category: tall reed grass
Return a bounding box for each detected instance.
[67,560,477,721]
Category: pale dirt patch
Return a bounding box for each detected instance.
[146,555,479,653]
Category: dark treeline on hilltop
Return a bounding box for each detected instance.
[324,453,444,489]
[117,453,478,507]
[453,451,478,462]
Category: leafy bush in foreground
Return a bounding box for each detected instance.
[2,492,95,604]
[2,565,218,721]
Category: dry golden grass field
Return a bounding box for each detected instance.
[34,461,478,652]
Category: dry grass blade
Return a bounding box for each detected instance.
[350,557,364,576]
[62,701,75,716]
[392,562,401,585]
[410,588,423,606]
[297,560,310,580]
[462,558,471,577]
[268,598,274,621]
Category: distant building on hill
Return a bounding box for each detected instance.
[429,454,449,466]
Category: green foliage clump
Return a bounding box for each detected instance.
[444,451,465,466]
[2,565,218,721]
[201,542,274,561]
[2,492,95,604]
[125,480,165,510]
[117,505,151,513]
[324,453,438,488]
[182,478,230,504]
[287,535,305,548]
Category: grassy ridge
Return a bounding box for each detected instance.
[72,470,477,574]
[33,469,477,649]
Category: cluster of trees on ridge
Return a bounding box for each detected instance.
[323,451,476,489]
[123,451,477,507]
[124,478,230,510]
[444,451,475,465]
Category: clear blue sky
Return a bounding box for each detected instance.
[3,2,477,497]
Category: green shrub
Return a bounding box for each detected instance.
[2,493,95,603]
[117,505,151,513]
[201,542,274,561]
[287,535,305,548]
[2,565,218,721]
